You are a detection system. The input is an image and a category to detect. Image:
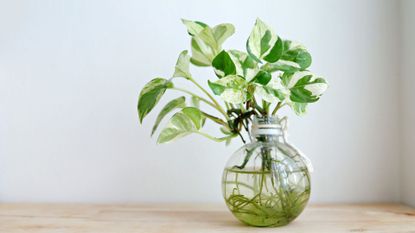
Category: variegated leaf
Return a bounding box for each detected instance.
[137,78,172,123]
[183,20,235,67]
[208,75,247,104]
[157,107,206,144]
[212,50,236,77]
[151,96,186,136]
[213,23,235,46]
[246,18,283,63]
[254,74,287,103]
[173,50,191,78]
[282,71,328,103]
[228,50,258,80]
[280,40,312,70]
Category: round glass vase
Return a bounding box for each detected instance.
[222,116,311,227]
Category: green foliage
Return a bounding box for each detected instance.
[208,75,247,104]
[137,78,172,123]
[173,50,191,78]
[282,71,328,103]
[249,70,272,85]
[137,18,328,144]
[228,50,258,81]
[212,50,236,77]
[292,102,307,116]
[157,107,205,143]
[246,18,283,63]
[261,60,301,73]
[151,96,186,136]
[182,19,235,67]
[281,41,312,70]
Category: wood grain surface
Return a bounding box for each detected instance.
[0,203,414,233]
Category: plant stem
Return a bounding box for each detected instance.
[171,87,218,110]
[252,96,264,115]
[262,100,270,115]
[188,77,229,120]
[195,131,234,142]
[202,111,228,127]
[271,102,284,115]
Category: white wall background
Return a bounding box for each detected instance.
[401,0,415,207]
[0,0,406,203]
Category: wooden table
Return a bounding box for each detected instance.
[0,203,414,233]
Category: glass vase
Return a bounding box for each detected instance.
[222,116,311,227]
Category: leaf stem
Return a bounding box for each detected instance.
[271,102,285,115]
[195,131,234,142]
[188,77,229,120]
[171,87,217,110]
[262,100,270,115]
[202,111,228,127]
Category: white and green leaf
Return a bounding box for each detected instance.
[228,50,258,80]
[157,107,206,144]
[173,50,191,78]
[282,71,328,103]
[212,50,236,77]
[183,20,235,67]
[254,74,287,103]
[151,96,186,136]
[137,78,172,123]
[246,18,282,63]
[291,102,308,116]
[249,70,272,85]
[213,23,235,46]
[208,75,247,104]
[261,60,301,73]
[190,37,214,66]
[261,41,312,73]
[191,96,200,108]
[280,40,312,70]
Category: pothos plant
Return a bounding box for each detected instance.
[137,18,327,145]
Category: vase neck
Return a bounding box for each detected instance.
[251,116,283,142]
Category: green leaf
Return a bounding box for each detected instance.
[151,96,186,136]
[283,71,328,103]
[209,75,247,104]
[189,27,219,67]
[212,50,236,77]
[182,107,205,130]
[157,107,206,144]
[262,86,285,101]
[261,60,301,73]
[190,37,214,66]
[137,78,171,123]
[228,50,258,80]
[262,41,312,73]
[291,102,308,116]
[191,96,200,108]
[249,70,271,85]
[198,27,218,50]
[281,41,312,70]
[173,50,191,78]
[213,23,235,46]
[215,75,246,88]
[183,21,218,67]
[246,18,279,62]
[208,80,225,95]
[254,75,286,103]
[183,20,235,67]
[263,37,284,63]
